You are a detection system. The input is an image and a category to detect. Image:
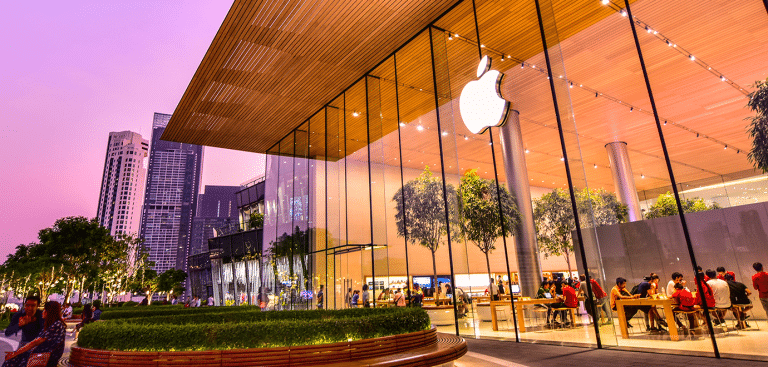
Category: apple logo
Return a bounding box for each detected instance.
[459,56,511,134]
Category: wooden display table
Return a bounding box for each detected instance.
[615,298,679,341]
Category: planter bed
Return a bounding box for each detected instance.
[64,328,457,367]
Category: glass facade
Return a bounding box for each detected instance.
[256,0,768,360]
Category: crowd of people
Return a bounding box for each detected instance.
[606,263,765,335]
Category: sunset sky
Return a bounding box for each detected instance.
[0,1,263,260]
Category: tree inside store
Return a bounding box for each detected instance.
[644,192,719,219]
[393,166,459,295]
[458,169,520,299]
[533,188,627,277]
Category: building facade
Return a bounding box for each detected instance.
[95,131,148,237]
[188,179,265,304]
[190,185,240,257]
[165,0,768,361]
[139,113,204,275]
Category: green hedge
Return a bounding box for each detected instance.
[77,308,430,351]
[106,307,411,325]
[99,305,256,320]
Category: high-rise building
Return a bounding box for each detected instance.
[139,113,204,275]
[96,131,148,237]
[189,185,239,256]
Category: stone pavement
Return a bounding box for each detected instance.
[456,338,768,367]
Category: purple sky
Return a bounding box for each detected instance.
[0,1,263,261]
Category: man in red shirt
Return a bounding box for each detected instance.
[716,266,736,281]
[752,262,768,317]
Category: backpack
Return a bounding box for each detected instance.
[630,284,640,295]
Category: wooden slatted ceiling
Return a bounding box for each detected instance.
[163,0,459,153]
[350,0,767,194]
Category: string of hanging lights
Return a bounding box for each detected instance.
[442,25,748,156]
[601,0,749,96]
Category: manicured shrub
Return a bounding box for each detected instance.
[77,308,430,351]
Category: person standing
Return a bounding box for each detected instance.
[207,295,215,307]
[489,278,499,301]
[196,297,201,308]
[344,288,353,308]
[3,301,67,367]
[317,285,324,310]
[4,296,43,347]
[393,288,406,307]
[362,284,370,308]
[752,262,768,318]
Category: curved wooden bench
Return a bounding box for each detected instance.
[61,327,465,367]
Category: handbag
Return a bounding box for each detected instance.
[27,352,50,367]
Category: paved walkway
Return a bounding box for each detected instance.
[456,338,768,367]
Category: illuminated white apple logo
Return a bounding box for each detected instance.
[459,56,510,134]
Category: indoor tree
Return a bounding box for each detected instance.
[392,166,459,292]
[457,169,520,297]
[644,192,720,219]
[747,78,768,172]
[533,188,627,277]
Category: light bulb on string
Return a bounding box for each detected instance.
[689,55,695,61]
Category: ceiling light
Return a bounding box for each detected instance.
[448,35,453,40]
[501,57,505,61]
[689,55,696,61]
[352,111,360,117]
[442,131,448,136]
[454,34,459,38]
[480,44,485,48]
[664,121,667,125]
[641,174,645,179]
[594,164,598,169]
[525,149,530,153]
[720,76,726,82]
[620,10,627,17]
[417,125,424,131]
[724,145,728,150]
[399,122,405,127]
[601,0,609,4]
[569,82,573,88]
[521,62,525,68]
[464,136,469,140]
[560,157,565,161]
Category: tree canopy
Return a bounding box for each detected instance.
[644,192,720,219]
[392,166,459,289]
[533,188,627,275]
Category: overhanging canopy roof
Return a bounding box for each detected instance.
[162,0,459,153]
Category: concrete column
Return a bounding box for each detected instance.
[605,141,642,222]
[498,110,542,299]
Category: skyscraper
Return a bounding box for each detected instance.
[96,131,148,237]
[189,185,239,256]
[139,113,204,275]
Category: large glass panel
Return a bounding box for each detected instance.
[370,56,410,310]
[395,30,458,333]
[326,96,347,309]
[308,111,327,310]
[631,0,768,360]
[294,122,310,309]
[345,79,372,305]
